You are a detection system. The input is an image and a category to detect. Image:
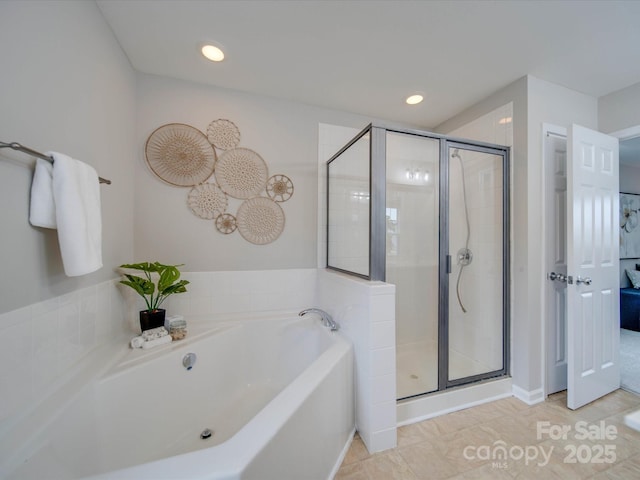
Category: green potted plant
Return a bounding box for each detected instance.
[119,262,190,332]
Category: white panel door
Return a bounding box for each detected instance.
[544,129,568,395]
[567,124,620,410]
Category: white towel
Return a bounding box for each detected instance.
[29,158,57,229]
[142,326,168,341]
[50,152,103,277]
[141,335,172,349]
[130,336,145,349]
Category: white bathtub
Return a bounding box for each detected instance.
[4,313,355,480]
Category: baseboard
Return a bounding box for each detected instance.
[512,384,545,405]
[328,427,355,480]
[397,377,513,426]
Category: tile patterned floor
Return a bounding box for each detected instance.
[336,389,640,479]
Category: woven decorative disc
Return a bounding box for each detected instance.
[215,147,268,199]
[187,183,228,219]
[207,119,241,150]
[236,197,285,245]
[145,123,216,186]
[215,213,237,234]
[266,174,294,202]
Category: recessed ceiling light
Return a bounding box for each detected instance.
[201,44,225,62]
[406,94,424,105]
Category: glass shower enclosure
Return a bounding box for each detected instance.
[327,125,509,399]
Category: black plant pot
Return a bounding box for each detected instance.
[139,309,166,332]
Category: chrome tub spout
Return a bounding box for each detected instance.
[299,308,339,331]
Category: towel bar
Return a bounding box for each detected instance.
[0,141,111,185]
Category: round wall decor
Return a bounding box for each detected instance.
[207,119,241,150]
[187,183,228,219]
[236,197,284,245]
[145,123,216,186]
[215,147,268,199]
[266,174,294,202]
[215,213,237,234]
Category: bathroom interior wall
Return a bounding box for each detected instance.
[0,0,136,316]
[599,80,640,134]
[135,74,376,272]
[0,0,135,424]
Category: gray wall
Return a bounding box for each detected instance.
[0,1,136,314]
[134,73,381,271]
[599,81,640,134]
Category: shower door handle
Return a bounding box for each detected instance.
[446,255,452,274]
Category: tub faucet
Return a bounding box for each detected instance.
[299,308,339,331]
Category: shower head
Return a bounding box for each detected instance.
[451,149,461,159]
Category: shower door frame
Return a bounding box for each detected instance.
[326,124,510,397]
[438,139,511,391]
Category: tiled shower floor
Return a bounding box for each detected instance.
[397,340,493,399]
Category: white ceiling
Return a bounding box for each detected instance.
[97,0,640,128]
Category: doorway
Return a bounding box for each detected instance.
[616,128,640,395]
[543,123,622,409]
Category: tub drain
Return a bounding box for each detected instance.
[200,428,213,440]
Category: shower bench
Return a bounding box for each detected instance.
[620,288,640,332]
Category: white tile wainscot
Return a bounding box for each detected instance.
[317,268,396,454]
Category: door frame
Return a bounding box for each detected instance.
[542,123,568,397]
[542,123,629,400]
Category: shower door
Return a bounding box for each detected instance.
[442,142,509,387]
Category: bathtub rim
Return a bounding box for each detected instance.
[101,310,330,378]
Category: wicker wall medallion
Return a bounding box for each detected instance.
[145,124,216,186]
[207,119,241,150]
[266,174,294,202]
[187,183,228,219]
[236,197,284,245]
[215,213,237,234]
[215,147,268,199]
